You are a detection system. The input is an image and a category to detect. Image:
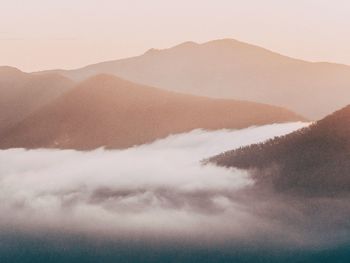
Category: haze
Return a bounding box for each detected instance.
[2,123,327,248]
[1,0,350,71]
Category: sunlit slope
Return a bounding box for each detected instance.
[40,39,350,119]
[0,74,304,150]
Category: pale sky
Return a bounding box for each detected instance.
[1,0,350,72]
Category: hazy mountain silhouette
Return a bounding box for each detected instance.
[0,66,74,131]
[210,105,350,196]
[39,39,350,119]
[0,74,304,150]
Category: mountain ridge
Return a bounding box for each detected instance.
[0,74,305,150]
[0,67,74,131]
[210,104,350,196]
[34,38,350,119]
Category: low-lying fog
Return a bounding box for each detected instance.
[1,122,349,253]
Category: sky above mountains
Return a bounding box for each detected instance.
[1,0,350,71]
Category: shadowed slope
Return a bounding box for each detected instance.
[0,74,304,150]
[0,66,74,131]
[39,39,350,119]
[210,105,350,196]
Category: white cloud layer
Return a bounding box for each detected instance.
[3,122,349,248]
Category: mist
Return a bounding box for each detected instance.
[1,122,349,254]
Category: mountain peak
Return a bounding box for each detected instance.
[145,41,199,54]
[144,48,161,55]
[170,39,249,50]
[172,41,199,49]
[0,66,23,75]
[204,38,243,45]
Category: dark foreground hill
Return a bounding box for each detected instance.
[39,39,350,119]
[0,66,74,131]
[0,74,304,150]
[210,105,350,196]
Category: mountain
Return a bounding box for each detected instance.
[38,39,350,119]
[210,105,350,196]
[0,66,74,131]
[0,74,304,150]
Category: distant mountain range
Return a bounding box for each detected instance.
[38,39,350,119]
[0,74,304,150]
[0,66,74,131]
[210,105,350,196]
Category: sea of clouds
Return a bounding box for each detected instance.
[1,122,349,251]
